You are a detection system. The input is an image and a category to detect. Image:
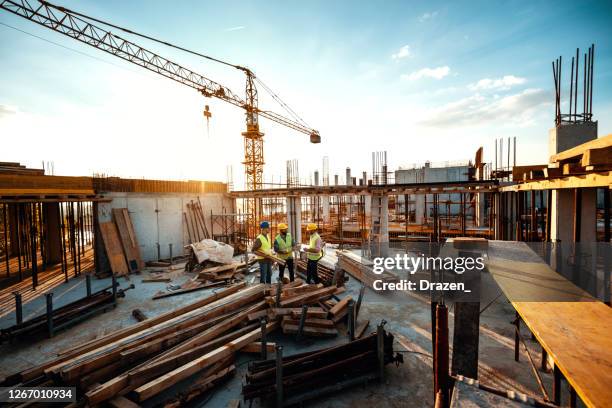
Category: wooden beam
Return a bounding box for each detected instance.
[550,134,612,163]
[133,322,278,402]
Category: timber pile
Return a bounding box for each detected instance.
[264,280,351,338]
[337,250,399,287]
[0,283,276,405]
[183,199,210,244]
[242,329,401,404]
[295,258,346,287]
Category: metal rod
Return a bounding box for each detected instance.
[275,344,283,408]
[260,318,268,360]
[297,305,308,341]
[434,304,449,407]
[377,321,385,382]
[348,299,355,341]
[86,274,92,297]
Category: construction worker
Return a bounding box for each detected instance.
[304,223,323,284]
[251,221,272,284]
[274,223,296,282]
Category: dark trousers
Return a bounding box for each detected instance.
[259,260,272,284]
[278,258,295,282]
[306,259,319,284]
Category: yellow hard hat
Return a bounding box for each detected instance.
[278,223,288,230]
[306,223,318,231]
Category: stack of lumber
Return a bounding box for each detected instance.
[263,280,350,338]
[99,208,143,276]
[183,199,210,244]
[0,283,276,406]
[296,258,346,287]
[242,330,400,403]
[337,250,399,287]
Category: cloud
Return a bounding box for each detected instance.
[224,26,245,32]
[0,104,17,118]
[391,45,411,60]
[419,11,438,23]
[402,66,450,81]
[468,75,527,91]
[419,88,550,128]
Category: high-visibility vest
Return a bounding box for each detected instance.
[256,234,271,260]
[275,233,293,260]
[307,232,323,261]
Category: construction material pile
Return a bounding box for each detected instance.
[242,328,401,405]
[0,283,273,405]
[296,258,346,287]
[337,250,399,287]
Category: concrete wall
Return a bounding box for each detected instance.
[395,165,471,223]
[97,192,232,263]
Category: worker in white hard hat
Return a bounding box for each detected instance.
[274,222,297,282]
[251,221,272,284]
[304,223,323,284]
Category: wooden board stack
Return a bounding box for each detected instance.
[295,258,346,287]
[0,283,277,406]
[337,250,399,288]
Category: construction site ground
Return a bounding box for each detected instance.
[0,252,577,407]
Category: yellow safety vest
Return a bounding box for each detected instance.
[307,232,323,261]
[256,234,271,260]
[275,233,293,260]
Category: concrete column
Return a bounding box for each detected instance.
[369,194,389,257]
[43,203,62,264]
[548,122,598,244]
[321,196,330,223]
[415,194,425,225]
[286,196,302,244]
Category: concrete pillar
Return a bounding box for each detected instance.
[415,194,425,225]
[43,203,62,264]
[346,168,351,186]
[549,123,598,243]
[548,122,597,158]
[369,194,389,257]
[321,196,330,223]
[286,197,302,244]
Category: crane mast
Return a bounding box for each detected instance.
[1,0,320,235]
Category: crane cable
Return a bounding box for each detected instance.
[40,0,311,128]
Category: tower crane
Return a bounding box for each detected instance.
[0,0,321,232]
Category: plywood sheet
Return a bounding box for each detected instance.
[487,241,612,408]
[99,221,129,276]
[112,208,144,272]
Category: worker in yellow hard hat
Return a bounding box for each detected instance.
[304,223,323,284]
[274,223,297,282]
[251,221,272,284]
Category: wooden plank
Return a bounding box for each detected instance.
[355,320,370,339]
[550,133,612,163]
[281,323,338,337]
[108,396,141,408]
[133,322,278,401]
[279,286,337,308]
[281,316,335,328]
[581,147,612,167]
[99,222,129,276]
[242,342,276,354]
[487,241,612,408]
[112,208,144,272]
[329,295,352,317]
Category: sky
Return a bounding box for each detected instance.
[1,0,612,189]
